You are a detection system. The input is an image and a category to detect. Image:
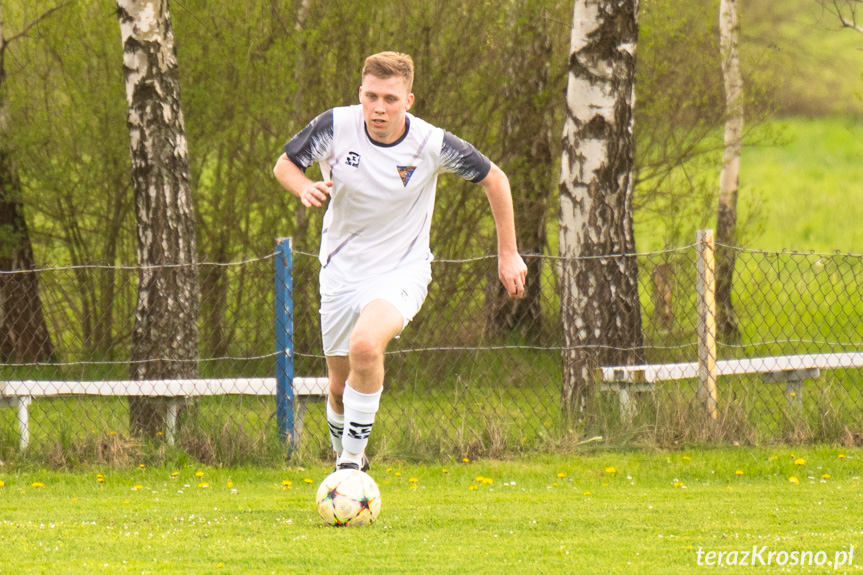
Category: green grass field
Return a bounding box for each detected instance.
[635,117,863,253]
[1,448,861,574]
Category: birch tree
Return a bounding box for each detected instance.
[715,0,743,342]
[558,0,644,410]
[117,0,199,437]
[0,2,63,363]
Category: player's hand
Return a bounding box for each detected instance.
[299,181,333,208]
[499,252,528,300]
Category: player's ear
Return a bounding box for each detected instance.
[358,86,363,103]
[406,93,415,111]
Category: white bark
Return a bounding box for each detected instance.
[558,0,644,408]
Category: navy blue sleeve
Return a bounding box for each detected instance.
[440,131,492,183]
[283,109,335,172]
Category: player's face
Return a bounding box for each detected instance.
[359,74,414,145]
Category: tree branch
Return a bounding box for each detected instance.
[3,1,72,48]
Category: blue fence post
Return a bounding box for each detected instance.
[275,237,295,446]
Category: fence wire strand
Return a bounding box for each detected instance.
[2,240,863,464]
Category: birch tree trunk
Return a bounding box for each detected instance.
[558,0,644,411]
[0,4,56,363]
[486,0,553,338]
[716,0,742,342]
[117,0,199,437]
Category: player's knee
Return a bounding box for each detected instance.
[348,335,383,373]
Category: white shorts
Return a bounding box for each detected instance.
[319,264,432,356]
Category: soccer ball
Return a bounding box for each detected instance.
[316,468,382,527]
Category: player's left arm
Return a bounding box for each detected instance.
[478,162,528,300]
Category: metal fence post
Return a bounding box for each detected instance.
[275,237,295,444]
[697,230,719,420]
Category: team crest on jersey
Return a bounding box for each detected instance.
[346,151,361,168]
[397,166,417,187]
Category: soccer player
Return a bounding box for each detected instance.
[273,51,527,471]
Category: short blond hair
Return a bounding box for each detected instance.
[362,52,414,92]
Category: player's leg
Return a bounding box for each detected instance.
[338,299,404,469]
[324,355,349,457]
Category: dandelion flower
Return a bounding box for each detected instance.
[442,469,448,474]
[195,471,205,478]
[605,467,617,474]
[795,458,805,466]
[408,477,418,483]
[132,485,142,491]
[303,478,313,484]
[0,480,5,488]
[395,472,401,477]
[789,476,799,484]
[469,485,478,491]
[735,470,744,476]
[171,471,179,478]
[482,477,493,485]
[463,458,470,463]
[281,480,292,489]
[32,482,44,488]
[139,464,146,469]
[673,481,683,488]
[227,481,233,488]
[583,491,591,496]
[199,482,209,488]
[822,474,830,480]
[839,454,846,459]
[557,472,566,479]
[683,456,691,462]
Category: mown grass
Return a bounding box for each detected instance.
[635,116,863,253]
[0,448,861,574]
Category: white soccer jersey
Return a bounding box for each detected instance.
[284,105,491,283]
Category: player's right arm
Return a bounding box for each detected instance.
[273,154,332,208]
[274,109,335,208]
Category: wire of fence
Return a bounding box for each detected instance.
[2,233,863,465]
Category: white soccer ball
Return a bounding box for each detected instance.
[316,468,382,527]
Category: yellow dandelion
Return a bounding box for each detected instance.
[227,481,233,488]
[673,481,683,488]
[132,484,142,491]
[583,491,591,496]
[482,477,493,485]
[475,476,485,482]
[139,464,145,469]
[683,456,691,462]
[0,480,5,488]
[469,484,478,491]
[97,477,105,483]
[735,470,744,476]
[557,472,566,479]
[217,563,224,568]
[839,454,846,459]
[32,482,44,488]
[442,469,448,474]
[794,458,806,466]
[199,482,209,488]
[463,458,470,463]
[395,472,401,477]
[605,467,617,474]
[281,480,292,489]
[789,476,799,484]
[410,484,418,490]
[303,478,313,484]
[770,455,779,460]
[408,477,418,483]
[822,474,830,480]
[387,467,393,473]
[171,471,179,478]
[552,482,558,487]
[195,471,205,478]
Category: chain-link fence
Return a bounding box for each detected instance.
[2,233,863,465]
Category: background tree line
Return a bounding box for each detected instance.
[1,0,859,428]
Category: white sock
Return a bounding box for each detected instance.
[326,400,344,455]
[341,384,381,464]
